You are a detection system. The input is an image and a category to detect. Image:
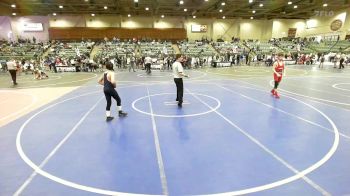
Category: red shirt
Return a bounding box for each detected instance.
[274,61,284,75]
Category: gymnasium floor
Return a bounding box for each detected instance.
[0,64,350,196]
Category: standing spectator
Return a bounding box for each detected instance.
[339,54,345,69]
[319,54,325,68]
[129,53,136,72]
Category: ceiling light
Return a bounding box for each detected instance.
[53,13,57,16]
[145,7,149,10]
[222,16,226,19]
[221,2,226,6]
[91,13,95,16]
[59,5,63,8]
[323,3,328,7]
[250,16,254,19]
[259,3,263,7]
[193,15,196,18]
[85,0,89,2]
[205,0,209,1]
[184,8,187,11]
[12,13,16,16]
[180,0,184,4]
[104,6,108,9]
[294,5,298,8]
[249,0,253,3]
[288,1,292,5]
[11,4,16,8]
[161,15,164,18]
[134,0,138,2]
[219,9,223,12]
[252,10,256,13]
[128,14,131,17]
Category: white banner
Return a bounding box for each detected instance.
[191,25,207,32]
[22,23,43,32]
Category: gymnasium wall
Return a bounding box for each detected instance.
[345,8,350,38]
[0,16,49,42]
[0,16,12,40]
[212,19,240,41]
[240,19,273,40]
[1,11,350,42]
[302,10,348,39]
[271,19,306,38]
[185,18,214,41]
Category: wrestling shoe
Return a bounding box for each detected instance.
[118,111,128,117]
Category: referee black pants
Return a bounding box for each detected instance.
[145,63,151,74]
[9,70,17,84]
[174,78,183,103]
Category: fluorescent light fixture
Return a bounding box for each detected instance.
[53,13,57,16]
[134,0,138,2]
[145,7,149,10]
[221,2,226,6]
[252,10,256,13]
[184,8,187,11]
[259,3,263,7]
[161,15,164,18]
[219,9,223,12]
[250,16,254,19]
[91,13,95,16]
[180,0,184,4]
[323,3,328,7]
[249,0,253,3]
[104,6,108,9]
[59,5,63,8]
[128,14,131,17]
[288,1,292,4]
[12,13,16,16]
[294,5,298,8]
[11,4,16,8]
[193,15,196,18]
[222,16,226,19]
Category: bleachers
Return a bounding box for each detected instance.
[308,40,350,53]
[48,42,94,58]
[245,41,284,54]
[0,43,49,60]
[179,42,216,57]
[95,42,137,60]
[139,41,174,56]
[212,42,244,55]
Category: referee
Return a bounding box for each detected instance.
[172,54,189,107]
[6,59,18,86]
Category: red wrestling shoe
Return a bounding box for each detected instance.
[274,92,280,99]
[271,89,276,95]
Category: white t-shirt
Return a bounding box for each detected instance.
[172,61,184,78]
[144,57,152,64]
[6,61,16,70]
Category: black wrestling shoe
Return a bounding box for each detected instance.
[178,102,182,108]
[106,116,114,121]
[118,111,128,117]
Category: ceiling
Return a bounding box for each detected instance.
[0,0,349,19]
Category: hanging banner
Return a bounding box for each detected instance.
[22,23,44,32]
